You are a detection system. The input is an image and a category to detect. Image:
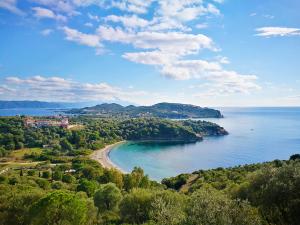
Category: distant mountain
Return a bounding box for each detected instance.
[68,102,223,118]
[0,101,82,109]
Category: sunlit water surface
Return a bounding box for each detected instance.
[109,108,300,180]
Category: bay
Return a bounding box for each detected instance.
[109,107,300,181]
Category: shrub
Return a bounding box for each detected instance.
[42,171,51,179]
[0,175,7,184]
[52,171,63,181]
[52,181,64,190]
[62,174,76,184]
[28,170,36,176]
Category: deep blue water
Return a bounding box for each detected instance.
[110,108,300,181]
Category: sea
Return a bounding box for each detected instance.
[1,107,300,181]
[109,107,300,180]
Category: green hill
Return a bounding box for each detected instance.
[68,102,223,118]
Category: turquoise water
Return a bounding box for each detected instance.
[109,108,300,181]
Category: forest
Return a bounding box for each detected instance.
[0,116,227,158]
[1,151,299,225]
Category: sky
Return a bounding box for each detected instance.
[0,0,299,107]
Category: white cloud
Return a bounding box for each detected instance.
[123,50,260,94]
[0,0,24,15]
[61,26,102,48]
[97,26,215,55]
[0,85,14,95]
[256,27,300,37]
[41,29,53,36]
[0,0,263,102]
[110,0,154,14]
[2,75,148,103]
[286,95,300,99]
[216,56,230,64]
[105,15,150,28]
[30,0,80,16]
[263,14,274,19]
[123,51,177,65]
[32,7,67,22]
[157,0,220,22]
[57,10,259,95]
[84,22,94,27]
[88,12,99,22]
[196,23,208,29]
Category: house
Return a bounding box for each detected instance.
[24,117,69,128]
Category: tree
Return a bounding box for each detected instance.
[0,175,7,184]
[93,183,122,213]
[77,179,98,197]
[52,171,63,181]
[62,174,76,183]
[35,178,50,190]
[29,191,95,225]
[237,162,300,225]
[42,171,50,179]
[149,190,187,225]
[123,167,150,191]
[100,169,124,189]
[0,186,44,225]
[186,188,262,225]
[27,170,35,176]
[60,139,73,151]
[8,177,19,185]
[120,188,153,224]
[290,154,300,161]
[81,166,102,180]
[51,181,64,190]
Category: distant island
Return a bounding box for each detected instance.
[0,101,97,110]
[68,102,223,119]
[0,101,61,109]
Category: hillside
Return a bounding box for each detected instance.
[68,102,223,118]
[0,117,227,157]
[161,156,300,225]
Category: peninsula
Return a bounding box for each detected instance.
[68,102,223,119]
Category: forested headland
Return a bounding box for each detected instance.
[68,102,223,119]
[0,116,227,158]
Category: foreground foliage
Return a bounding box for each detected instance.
[0,155,299,225]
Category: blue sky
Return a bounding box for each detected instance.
[0,0,299,106]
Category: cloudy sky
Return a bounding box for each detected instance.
[0,0,299,106]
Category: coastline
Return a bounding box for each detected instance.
[90,141,127,173]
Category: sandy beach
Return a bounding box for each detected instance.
[90,141,127,173]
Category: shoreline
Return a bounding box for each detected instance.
[90,141,127,173]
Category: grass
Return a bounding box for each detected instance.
[10,148,42,159]
[68,124,85,130]
[0,161,41,175]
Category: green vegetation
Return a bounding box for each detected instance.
[163,156,300,225]
[1,155,299,224]
[0,117,227,159]
[69,102,223,118]
[0,116,299,225]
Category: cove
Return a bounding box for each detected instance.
[109,107,300,181]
